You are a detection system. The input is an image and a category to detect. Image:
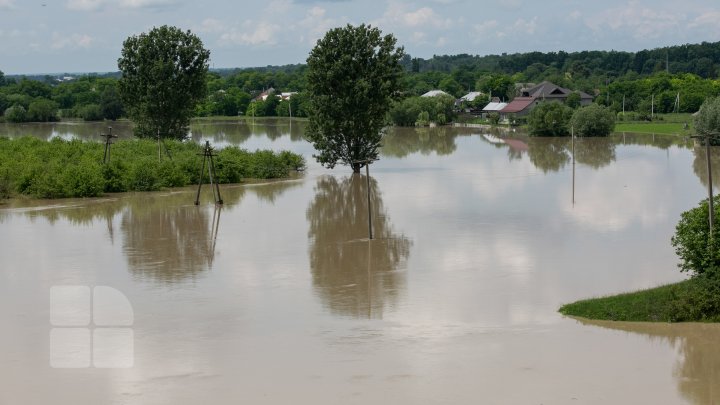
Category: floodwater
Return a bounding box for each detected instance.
[2,119,720,404]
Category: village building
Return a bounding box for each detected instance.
[421,89,451,98]
[499,81,593,121]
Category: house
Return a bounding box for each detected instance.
[481,98,508,117]
[460,91,484,103]
[518,81,593,105]
[421,90,451,98]
[254,87,276,102]
[499,81,594,121]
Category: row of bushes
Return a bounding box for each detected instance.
[0,137,305,199]
[528,102,615,137]
[389,94,456,126]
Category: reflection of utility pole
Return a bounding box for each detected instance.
[572,126,575,206]
[208,205,222,268]
[353,159,375,240]
[692,132,716,237]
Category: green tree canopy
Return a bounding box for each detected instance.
[118,25,210,140]
[527,102,573,136]
[305,24,405,172]
[694,96,720,136]
[672,195,720,277]
[570,103,615,137]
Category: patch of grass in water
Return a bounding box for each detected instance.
[559,277,720,323]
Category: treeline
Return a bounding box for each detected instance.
[3,40,720,123]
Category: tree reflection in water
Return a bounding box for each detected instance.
[10,180,301,284]
[577,318,720,405]
[381,126,460,157]
[307,175,412,318]
[692,144,720,190]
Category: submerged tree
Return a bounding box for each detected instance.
[527,102,573,136]
[305,24,405,172]
[570,103,615,137]
[118,25,210,140]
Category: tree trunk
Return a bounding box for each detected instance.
[352,163,362,173]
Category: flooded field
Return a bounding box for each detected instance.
[2,119,720,404]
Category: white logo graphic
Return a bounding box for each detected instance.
[50,286,134,369]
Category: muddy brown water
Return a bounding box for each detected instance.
[2,120,720,404]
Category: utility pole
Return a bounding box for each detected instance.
[195,141,223,206]
[101,126,117,164]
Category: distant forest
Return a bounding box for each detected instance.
[3,40,720,122]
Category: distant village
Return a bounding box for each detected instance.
[421,81,593,123]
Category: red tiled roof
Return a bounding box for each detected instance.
[500,97,535,113]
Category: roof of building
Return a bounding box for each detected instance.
[421,90,451,98]
[461,91,484,102]
[482,102,508,112]
[520,81,593,100]
[500,97,535,113]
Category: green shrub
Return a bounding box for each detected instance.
[570,103,615,137]
[79,104,104,121]
[415,111,430,126]
[487,112,500,125]
[0,137,305,199]
[671,195,720,277]
[4,105,26,123]
[527,102,573,136]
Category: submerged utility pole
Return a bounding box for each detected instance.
[195,141,223,206]
[101,126,117,164]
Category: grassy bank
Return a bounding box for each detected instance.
[614,122,690,135]
[0,137,304,199]
[559,277,720,322]
[614,113,694,135]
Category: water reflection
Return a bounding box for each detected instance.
[382,126,460,157]
[6,181,301,283]
[189,118,305,144]
[692,144,720,190]
[0,121,135,140]
[576,318,720,404]
[121,196,220,283]
[306,175,412,318]
[527,137,572,173]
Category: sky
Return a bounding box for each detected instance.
[1,0,720,75]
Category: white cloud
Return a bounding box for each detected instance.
[380,2,453,30]
[297,7,340,45]
[585,1,682,40]
[512,17,538,35]
[473,20,499,36]
[219,21,281,46]
[66,0,105,11]
[51,32,93,49]
[0,0,15,9]
[119,0,179,9]
[688,11,720,36]
[196,18,226,34]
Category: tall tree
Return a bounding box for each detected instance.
[118,25,209,140]
[305,24,405,172]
